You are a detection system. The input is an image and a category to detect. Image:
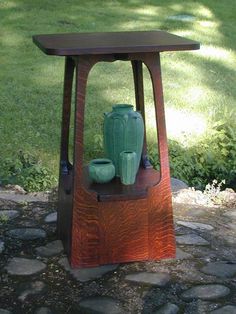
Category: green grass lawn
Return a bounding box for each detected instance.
[1,0,236,189]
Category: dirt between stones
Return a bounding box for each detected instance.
[0,186,236,314]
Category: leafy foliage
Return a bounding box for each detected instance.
[1,0,235,192]
[0,213,9,224]
[149,119,236,190]
[0,151,57,192]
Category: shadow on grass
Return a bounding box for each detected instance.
[0,0,235,176]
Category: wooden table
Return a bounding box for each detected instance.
[33,31,200,268]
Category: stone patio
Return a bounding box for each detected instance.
[0,184,236,313]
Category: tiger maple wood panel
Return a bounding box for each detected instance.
[40,32,200,268]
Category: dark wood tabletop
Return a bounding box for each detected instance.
[32,31,200,56]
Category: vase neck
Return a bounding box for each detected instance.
[112,104,133,113]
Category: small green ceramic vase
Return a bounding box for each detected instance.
[119,151,137,185]
[88,159,115,184]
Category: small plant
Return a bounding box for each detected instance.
[0,151,57,192]
[204,179,226,203]
[0,213,9,224]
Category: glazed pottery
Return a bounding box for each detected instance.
[88,159,115,183]
[103,104,144,176]
[119,151,137,185]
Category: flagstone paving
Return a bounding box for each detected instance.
[180,284,230,301]
[78,296,124,314]
[176,234,210,246]
[210,305,236,314]
[5,257,46,276]
[6,228,46,240]
[58,257,119,282]
[176,221,214,231]
[200,261,236,278]
[34,308,52,314]
[154,302,179,314]
[175,247,193,260]
[0,210,19,220]
[223,210,236,219]
[17,281,46,302]
[0,310,12,314]
[1,186,236,313]
[44,212,57,223]
[125,272,170,287]
[35,240,64,257]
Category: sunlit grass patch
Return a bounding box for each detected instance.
[0,0,236,189]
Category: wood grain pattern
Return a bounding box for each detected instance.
[55,51,181,267]
[71,56,100,267]
[64,52,175,267]
[143,52,175,259]
[33,32,200,268]
[98,199,149,264]
[32,31,200,56]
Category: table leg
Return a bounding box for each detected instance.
[131,60,152,169]
[142,53,175,259]
[57,56,75,250]
[60,57,75,175]
[142,53,171,183]
[71,57,101,267]
[73,57,97,181]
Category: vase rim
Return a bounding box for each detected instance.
[112,104,133,111]
[90,158,112,166]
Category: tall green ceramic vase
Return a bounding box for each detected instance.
[103,104,144,176]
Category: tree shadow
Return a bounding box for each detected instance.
[1,0,235,176]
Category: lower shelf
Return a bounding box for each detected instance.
[83,166,160,202]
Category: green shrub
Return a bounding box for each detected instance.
[0,151,57,192]
[149,118,236,190]
[2,118,235,193]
